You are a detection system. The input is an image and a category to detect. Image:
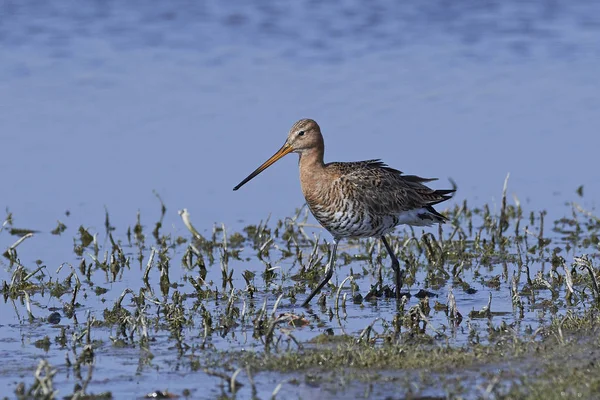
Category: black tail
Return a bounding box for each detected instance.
[427,187,456,222]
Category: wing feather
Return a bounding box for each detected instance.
[326,160,454,217]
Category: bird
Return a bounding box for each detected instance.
[233,119,454,307]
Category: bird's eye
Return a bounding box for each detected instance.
[298,130,305,136]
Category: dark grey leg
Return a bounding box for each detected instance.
[302,239,339,307]
[381,236,403,299]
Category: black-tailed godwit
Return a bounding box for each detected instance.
[234,119,454,306]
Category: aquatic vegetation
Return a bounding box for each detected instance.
[1,185,600,398]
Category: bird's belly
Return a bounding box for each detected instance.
[310,206,398,239]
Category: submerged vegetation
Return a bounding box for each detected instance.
[1,184,600,399]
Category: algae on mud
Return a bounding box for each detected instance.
[1,188,600,399]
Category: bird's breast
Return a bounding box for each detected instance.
[306,199,398,239]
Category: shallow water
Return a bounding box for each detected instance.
[2,0,600,231]
[1,200,596,398]
[1,0,600,398]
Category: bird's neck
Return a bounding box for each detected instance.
[298,147,327,202]
[298,147,325,171]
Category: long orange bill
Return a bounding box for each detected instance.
[233,143,294,191]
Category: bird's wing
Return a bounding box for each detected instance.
[328,160,453,216]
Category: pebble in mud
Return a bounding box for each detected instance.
[48,312,61,325]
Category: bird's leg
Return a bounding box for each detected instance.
[381,236,403,299]
[301,239,339,307]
